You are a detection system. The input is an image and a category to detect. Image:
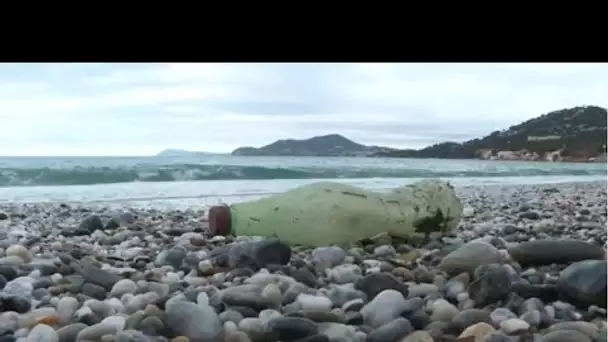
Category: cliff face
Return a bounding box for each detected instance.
[377,105,607,162]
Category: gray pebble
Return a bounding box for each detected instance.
[361,289,407,328]
[25,324,58,342]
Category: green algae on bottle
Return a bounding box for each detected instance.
[208,179,463,247]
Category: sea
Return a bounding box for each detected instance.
[0,156,606,209]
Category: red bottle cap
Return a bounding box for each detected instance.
[208,205,232,236]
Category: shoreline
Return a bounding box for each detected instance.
[0,176,606,209]
[0,180,606,341]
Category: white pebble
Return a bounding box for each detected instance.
[50,273,63,285]
[105,298,124,313]
[456,292,469,302]
[430,299,460,322]
[6,245,32,263]
[500,318,530,334]
[57,296,80,326]
[110,279,137,298]
[295,294,332,312]
[101,315,126,332]
[198,259,214,274]
[223,321,238,334]
[258,309,282,326]
[366,266,381,274]
[261,284,282,309]
[197,292,209,306]
[164,272,180,283]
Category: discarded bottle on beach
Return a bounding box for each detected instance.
[208,179,463,247]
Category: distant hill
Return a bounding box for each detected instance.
[375,105,607,162]
[231,134,395,157]
[155,149,216,157]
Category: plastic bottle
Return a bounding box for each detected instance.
[208,179,463,247]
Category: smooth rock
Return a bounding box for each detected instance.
[519,309,541,329]
[537,329,591,342]
[220,285,272,311]
[361,289,407,328]
[311,247,346,270]
[25,324,58,342]
[2,277,34,300]
[0,266,18,281]
[482,331,512,342]
[355,272,409,300]
[295,294,332,313]
[519,211,540,220]
[327,283,365,307]
[546,321,600,339]
[101,316,126,333]
[79,215,104,233]
[373,245,397,258]
[402,297,425,315]
[326,264,361,284]
[56,323,87,342]
[439,242,503,275]
[165,301,222,342]
[76,322,121,341]
[57,297,80,326]
[292,267,318,288]
[115,330,152,342]
[468,264,512,307]
[399,330,434,342]
[450,309,492,333]
[508,240,605,266]
[220,310,245,326]
[367,317,413,342]
[224,331,251,342]
[0,256,25,267]
[228,240,291,270]
[238,318,265,341]
[162,247,187,269]
[261,284,281,309]
[317,323,357,342]
[266,317,318,341]
[82,262,120,291]
[489,308,516,326]
[510,283,559,303]
[139,316,164,335]
[407,284,438,298]
[499,318,529,334]
[557,259,607,308]
[81,283,107,300]
[445,276,468,301]
[430,299,459,322]
[110,279,137,298]
[5,246,31,264]
[0,296,31,313]
[457,322,495,340]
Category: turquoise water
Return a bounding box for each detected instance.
[0,156,605,207]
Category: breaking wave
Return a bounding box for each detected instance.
[0,162,605,187]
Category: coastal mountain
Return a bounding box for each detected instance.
[231,134,395,157]
[223,105,605,161]
[374,105,607,162]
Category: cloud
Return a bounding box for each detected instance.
[0,63,606,156]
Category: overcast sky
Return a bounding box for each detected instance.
[0,63,606,156]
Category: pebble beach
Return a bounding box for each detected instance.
[0,180,606,342]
